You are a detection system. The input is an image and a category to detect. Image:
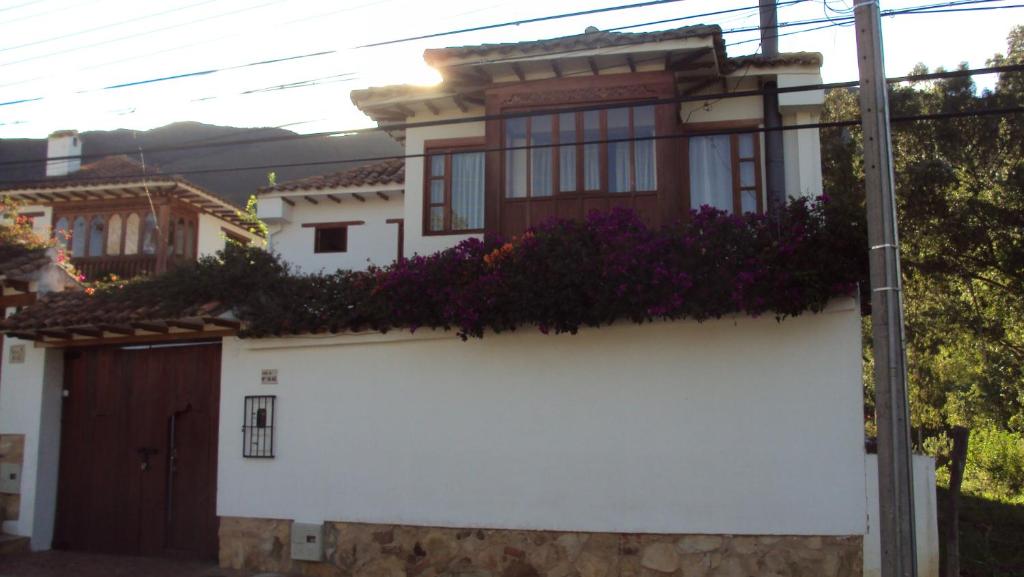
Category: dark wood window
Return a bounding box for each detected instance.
[504,105,657,198]
[314,227,347,253]
[303,221,364,253]
[687,131,762,214]
[424,139,485,235]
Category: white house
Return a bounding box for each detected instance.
[0,23,938,577]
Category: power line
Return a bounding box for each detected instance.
[0,0,219,54]
[0,105,1020,187]
[355,0,694,48]
[5,63,1020,169]
[0,0,287,68]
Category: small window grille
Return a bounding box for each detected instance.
[242,395,276,458]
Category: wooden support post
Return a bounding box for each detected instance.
[855,3,918,576]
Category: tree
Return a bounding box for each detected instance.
[822,27,1024,577]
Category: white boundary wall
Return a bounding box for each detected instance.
[218,298,867,536]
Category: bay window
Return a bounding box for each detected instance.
[425,143,485,234]
[688,132,762,214]
[504,105,657,197]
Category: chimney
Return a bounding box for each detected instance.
[46,130,82,177]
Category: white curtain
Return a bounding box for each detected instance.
[634,106,657,191]
[124,213,140,255]
[689,135,733,211]
[106,214,122,255]
[607,108,630,192]
[530,115,553,197]
[505,118,527,198]
[451,152,485,230]
[583,111,600,191]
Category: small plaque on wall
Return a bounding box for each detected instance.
[260,369,278,385]
[9,344,25,364]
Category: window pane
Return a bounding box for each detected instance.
[689,135,733,212]
[174,218,185,256]
[106,215,122,255]
[429,206,445,232]
[430,155,445,177]
[583,110,600,191]
[530,115,553,197]
[142,213,157,255]
[738,133,755,159]
[430,180,444,204]
[315,227,347,253]
[71,216,87,257]
[558,113,576,192]
[740,161,756,188]
[88,217,105,256]
[185,221,195,257]
[505,117,527,198]
[451,152,485,230]
[741,189,758,214]
[54,217,69,248]
[124,213,139,255]
[634,105,657,191]
[607,108,631,193]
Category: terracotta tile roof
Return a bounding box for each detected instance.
[261,159,405,193]
[0,244,50,283]
[422,24,723,65]
[0,289,227,333]
[725,52,824,72]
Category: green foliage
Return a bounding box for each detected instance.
[822,26,1024,503]
[0,195,52,249]
[962,426,1024,504]
[234,194,268,244]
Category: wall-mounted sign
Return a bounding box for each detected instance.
[260,369,278,385]
[9,344,25,364]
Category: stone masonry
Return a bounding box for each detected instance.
[219,517,862,577]
[0,434,24,522]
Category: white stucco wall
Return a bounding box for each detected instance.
[197,212,228,257]
[0,339,63,550]
[863,454,940,577]
[218,298,866,536]
[404,119,485,257]
[266,192,403,273]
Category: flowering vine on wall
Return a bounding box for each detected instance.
[81,196,869,340]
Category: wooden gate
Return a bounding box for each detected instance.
[53,342,221,559]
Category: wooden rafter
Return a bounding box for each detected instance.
[302,196,319,205]
[98,324,134,335]
[424,100,440,115]
[203,317,241,329]
[376,191,389,201]
[326,194,342,204]
[587,57,600,76]
[682,77,719,96]
[669,47,713,71]
[281,197,295,206]
[166,319,204,331]
[626,55,637,73]
[69,327,103,338]
[551,60,563,78]
[352,193,366,202]
[511,63,526,81]
[452,95,469,113]
[132,321,169,334]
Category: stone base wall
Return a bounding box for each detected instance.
[219,517,863,577]
[0,434,24,522]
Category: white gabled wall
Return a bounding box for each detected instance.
[404,120,485,257]
[265,192,403,273]
[218,299,866,536]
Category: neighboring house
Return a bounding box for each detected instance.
[0,24,937,577]
[0,131,261,280]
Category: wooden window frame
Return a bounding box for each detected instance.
[423,138,486,236]
[502,105,659,199]
[302,220,365,253]
[386,218,404,261]
[682,121,764,215]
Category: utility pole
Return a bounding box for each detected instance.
[854,3,918,577]
[760,0,786,211]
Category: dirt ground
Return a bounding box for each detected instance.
[0,550,281,577]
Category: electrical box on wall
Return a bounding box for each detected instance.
[0,463,22,494]
[291,522,324,562]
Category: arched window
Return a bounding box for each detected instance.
[54,217,69,248]
[174,218,185,256]
[185,220,195,257]
[71,216,87,257]
[141,213,157,255]
[166,220,176,256]
[88,216,105,256]
[106,214,122,255]
[124,213,140,255]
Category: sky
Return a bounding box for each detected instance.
[0,0,1019,140]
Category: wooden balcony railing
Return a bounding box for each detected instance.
[72,255,158,281]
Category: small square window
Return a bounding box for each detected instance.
[314,227,347,253]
